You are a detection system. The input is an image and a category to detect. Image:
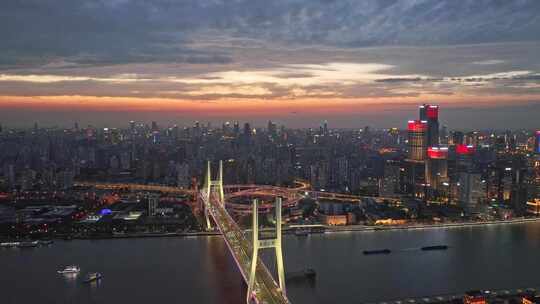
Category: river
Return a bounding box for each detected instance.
[2,221,540,304]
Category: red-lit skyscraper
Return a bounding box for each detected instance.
[419,104,439,147]
[425,146,448,190]
[408,120,428,161]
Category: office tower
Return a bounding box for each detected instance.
[176,162,190,188]
[380,160,401,196]
[510,156,528,215]
[458,171,485,212]
[456,144,475,172]
[408,120,428,161]
[419,104,439,146]
[425,147,448,190]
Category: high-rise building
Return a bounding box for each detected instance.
[380,160,401,196]
[176,162,190,188]
[456,144,475,172]
[408,120,428,161]
[425,147,448,190]
[458,172,485,212]
[419,104,439,146]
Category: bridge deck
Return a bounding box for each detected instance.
[205,190,290,304]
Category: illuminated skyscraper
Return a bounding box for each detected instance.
[419,104,439,146]
[408,120,428,161]
[425,147,448,190]
[405,120,428,197]
[458,172,485,212]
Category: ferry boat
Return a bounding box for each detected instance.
[57,265,81,274]
[84,272,103,283]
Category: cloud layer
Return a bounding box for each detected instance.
[1,0,540,68]
[0,1,539,128]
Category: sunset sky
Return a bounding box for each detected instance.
[1,1,540,129]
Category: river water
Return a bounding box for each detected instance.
[2,221,540,304]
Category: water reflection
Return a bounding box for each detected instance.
[62,272,79,282]
[3,222,540,304]
[205,236,244,304]
[87,278,102,289]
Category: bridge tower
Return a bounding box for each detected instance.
[202,160,225,230]
[247,197,286,303]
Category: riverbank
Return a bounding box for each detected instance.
[325,217,540,234]
[3,217,540,242]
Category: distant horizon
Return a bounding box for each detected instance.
[1,1,539,129]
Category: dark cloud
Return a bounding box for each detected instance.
[1,0,539,69]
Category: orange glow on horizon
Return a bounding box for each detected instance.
[0,94,539,117]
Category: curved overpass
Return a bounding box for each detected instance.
[74,180,399,207]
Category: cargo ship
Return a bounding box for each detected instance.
[421,245,448,251]
[363,249,391,255]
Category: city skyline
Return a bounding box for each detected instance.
[1,1,540,128]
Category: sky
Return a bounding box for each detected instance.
[0,0,540,129]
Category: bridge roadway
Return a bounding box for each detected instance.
[203,189,290,304]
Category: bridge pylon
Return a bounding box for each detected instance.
[202,160,225,230]
[247,197,286,303]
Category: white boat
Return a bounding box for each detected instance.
[57,265,81,274]
[0,242,20,248]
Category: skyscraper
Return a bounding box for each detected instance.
[408,120,428,161]
[419,104,439,147]
[458,172,485,212]
[425,146,448,190]
[535,131,540,154]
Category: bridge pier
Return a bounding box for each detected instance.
[202,160,225,231]
[247,197,286,303]
[201,160,290,303]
